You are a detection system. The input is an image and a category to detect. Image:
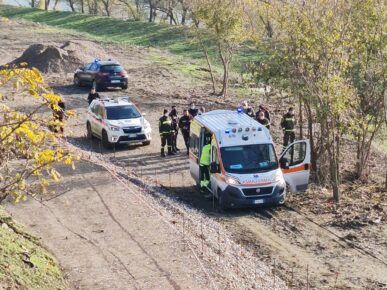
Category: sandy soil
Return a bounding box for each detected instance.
[1,19,386,290]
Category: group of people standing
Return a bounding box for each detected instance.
[240,101,296,147]
[159,103,202,157]
[240,100,271,130]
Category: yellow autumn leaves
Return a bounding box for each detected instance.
[0,66,77,203]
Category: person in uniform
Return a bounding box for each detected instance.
[179,109,191,155]
[188,102,199,118]
[169,105,178,118]
[281,107,296,147]
[170,115,180,153]
[159,109,174,157]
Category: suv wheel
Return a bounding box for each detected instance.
[102,130,112,149]
[86,122,93,139]
[74,76,81,87]
[121,83,128,90]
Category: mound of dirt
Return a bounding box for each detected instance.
[3,40,109,74]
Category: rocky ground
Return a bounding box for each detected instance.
[1,18,386,289]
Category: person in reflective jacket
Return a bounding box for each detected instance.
[200,135,212,191]
[159,109,174,157]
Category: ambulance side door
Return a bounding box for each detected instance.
[279,140,311,192]
[210,141,220,195]
[188,121,203,183]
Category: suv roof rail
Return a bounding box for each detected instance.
[116,96,130,102]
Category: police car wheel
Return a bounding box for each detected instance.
[102,131,112,149]
[74,76,81,86]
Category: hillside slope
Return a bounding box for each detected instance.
[0,209,68,289]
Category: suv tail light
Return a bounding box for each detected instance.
[120,70,128,76]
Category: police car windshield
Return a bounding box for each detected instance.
[106,105,141,120]
[220,144,278,174]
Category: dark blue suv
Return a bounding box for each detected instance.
[73,60,128,91]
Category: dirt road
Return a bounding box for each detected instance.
[1,19,386,289]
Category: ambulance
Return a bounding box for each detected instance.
[189,110,311,208]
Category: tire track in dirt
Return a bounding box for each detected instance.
[31,196,139,288]
[83,178,182,290]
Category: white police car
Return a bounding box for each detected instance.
[86,97,151,148]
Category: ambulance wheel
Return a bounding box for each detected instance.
[277,183,288,206]
[217,189,228,212]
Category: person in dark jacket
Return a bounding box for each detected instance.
[281,107,296,147]
[159,109,174,157]
[179,109,191,155]
[188,102,199,119]
[243,100,255,118]
[170,115,180,153]
[169,105,178,118]
[87,88,100,105]
[257,105,270,121]
[257,111,270,130]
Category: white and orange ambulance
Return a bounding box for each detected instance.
[189,109,310,209]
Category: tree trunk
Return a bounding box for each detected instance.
[44,0,50,10]
[38,0,45,9]
[328,128,341,203]
[80,0,84,13]
[53,0,60,10]
[304,100,318,174]
[218,43,231,98]
[149,3,153,22]
[68,0,76,12]
[193,19,216,94]
[299,95,303,139]
[181,7,187,25]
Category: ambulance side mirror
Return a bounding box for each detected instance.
[210,162,220,174]
[279,157,290,169]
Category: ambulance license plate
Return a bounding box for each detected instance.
[254,199,264,204]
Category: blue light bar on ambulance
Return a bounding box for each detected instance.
[225,128,231,134]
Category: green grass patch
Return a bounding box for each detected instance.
[0,209,68,289]
[0,5,212,58]
[0,5,262,71]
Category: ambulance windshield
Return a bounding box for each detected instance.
[221,144,278,174]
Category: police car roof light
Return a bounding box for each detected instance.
[237,108,243,113]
